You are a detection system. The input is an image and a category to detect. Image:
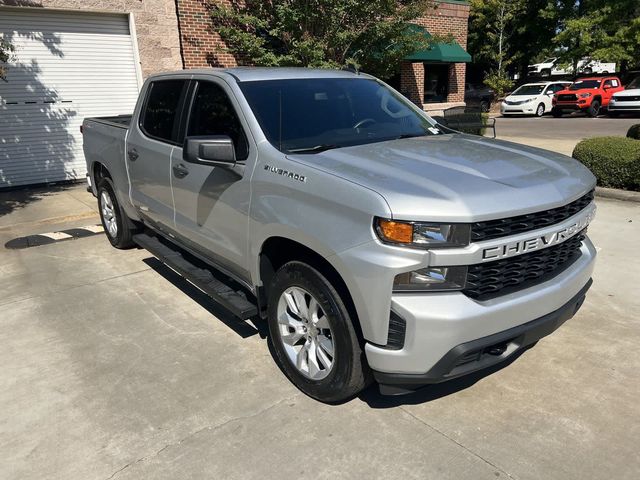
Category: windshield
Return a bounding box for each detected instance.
[239,78,438,153]
[627,76,640,89]
[512,85,545,96]
[570,80,601,90]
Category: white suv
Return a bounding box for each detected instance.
[608,76,640,116]
[501,82,570,117]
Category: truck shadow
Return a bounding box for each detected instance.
[358,347,531,408]
[142,257,267,339]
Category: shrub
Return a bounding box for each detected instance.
[627,124,640,140]
[572,136,640,191]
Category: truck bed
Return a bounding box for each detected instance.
[85,114,132,129]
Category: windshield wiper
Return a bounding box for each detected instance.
[286,144,339,154]
[395,133,430,139]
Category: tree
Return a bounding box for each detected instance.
[552,0,640,73]
[468,0,523,96]
[209,0,448,79]
[0,37,15,81]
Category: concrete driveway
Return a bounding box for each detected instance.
[491,115,639,155]
[1,185,639,480]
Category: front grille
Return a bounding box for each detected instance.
[616,96,640,102]
[471,190,594,242]
[558,94,578,102]
[463,232,585,300]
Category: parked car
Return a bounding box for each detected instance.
[464,83,495,112]
[82,68,597,402]
[552,76,624,117]
[608,75,640,116]
[501,81,570,117]
[528,57,616,77]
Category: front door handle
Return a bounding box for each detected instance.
[172,163,189,179]
[127,148,139,162]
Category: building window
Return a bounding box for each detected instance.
[423,64,449,103]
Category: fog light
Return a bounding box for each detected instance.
[393,266,467,292]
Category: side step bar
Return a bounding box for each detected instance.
[133,233,258,319]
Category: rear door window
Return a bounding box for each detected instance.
[141,80,187,143]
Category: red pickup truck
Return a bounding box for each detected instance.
[552,76,624,117]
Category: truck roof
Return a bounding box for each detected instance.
[148,67,365,82]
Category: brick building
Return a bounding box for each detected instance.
[0,0,470,186]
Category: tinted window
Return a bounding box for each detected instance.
[239,78,438,154]
[187,81,249,160]
[512,85,545,95]
[141,80,186,142]
[570,80,601,90]
[627,76,640,89]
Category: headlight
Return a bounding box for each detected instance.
[579,93,592,98]
[394,266,467,291]
[374,218,470,248]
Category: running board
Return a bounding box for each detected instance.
[133,233,257,319]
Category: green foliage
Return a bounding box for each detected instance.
[209,0,444,79]
[627,125,640,140]
[483,69,513,98]
[572,136,640,191]
[552,0,640,71]
[0,36,15,80]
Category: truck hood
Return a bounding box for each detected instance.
[556,88,597,96]
[613,89,639,97]
[287,134,596,222]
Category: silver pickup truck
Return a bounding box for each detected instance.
[83,68,597,402]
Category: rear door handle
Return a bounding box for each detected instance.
[127,148,139,162]
[172,163,189,179]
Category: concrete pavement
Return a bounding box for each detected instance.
[1,185,639,480]
[490,115,639,155]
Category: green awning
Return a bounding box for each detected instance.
[404,24,471,63]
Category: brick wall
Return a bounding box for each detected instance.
[411,1,470,104]
[175,0,238,68]
[0,0,183,78]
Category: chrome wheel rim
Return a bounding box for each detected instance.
[276,286,335,380]
[537,105,544,116]
[100,190,118,238]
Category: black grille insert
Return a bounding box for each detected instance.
[464,232,585,300]
[471,190,594,242]
[558,94,578,102]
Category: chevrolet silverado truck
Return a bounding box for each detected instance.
[552,76,624,117]
[83,68,597,402]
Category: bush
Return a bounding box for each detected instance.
[572,136,640,191]
[627,124,640,140]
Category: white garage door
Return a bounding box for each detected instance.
[0,8,141,188]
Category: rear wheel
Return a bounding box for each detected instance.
[535,103,545,117]
[552,108,563,118]
[541,69,551,77]
[97,178,136,249]
[587,100,601,117]
[267,261,370,403]
[480,100,490,113]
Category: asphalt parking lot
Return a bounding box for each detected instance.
[491,115,639,155]
[1,185,639,480]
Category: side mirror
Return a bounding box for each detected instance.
[183,135,236,167]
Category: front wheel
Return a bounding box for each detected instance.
[267,261,370,403]
[535,103,545,117]
[587,100,601,118]
[97,178,136,249]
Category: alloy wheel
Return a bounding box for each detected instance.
[276,286,335,380]
[100,190,118,238]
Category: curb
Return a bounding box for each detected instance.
[595,186,640,203]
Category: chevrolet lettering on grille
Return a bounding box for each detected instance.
[481,205,596,261]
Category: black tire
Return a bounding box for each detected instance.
[541,69,551,77]
[97,178,136,249]
[583,68,593,75]
[480,100,490,113]
[535,103,545,117]
[552,108,563,118]
[587,100,601,118]
[267,261,370,403]
[608,110,619,118]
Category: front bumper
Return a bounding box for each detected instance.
[609,100,640,112]
[501,103,537,115]
[373,279,591,394]
[365,236,596,383]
